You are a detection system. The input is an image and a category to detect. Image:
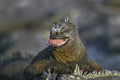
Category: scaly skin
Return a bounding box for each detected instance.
[24,17,102,80]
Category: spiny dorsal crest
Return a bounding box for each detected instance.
[60,16,70,23]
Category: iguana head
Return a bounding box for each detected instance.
[49,17,78,47]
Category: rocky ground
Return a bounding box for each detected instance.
[0,0,120,80]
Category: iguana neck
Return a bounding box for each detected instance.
[51,36,86,64]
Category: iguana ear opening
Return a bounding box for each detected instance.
[60,16,70,23]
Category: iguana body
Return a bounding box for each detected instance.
[24,17,102,80]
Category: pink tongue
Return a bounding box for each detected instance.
[48,39,66,45]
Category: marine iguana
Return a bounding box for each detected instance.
[24,17,102,80]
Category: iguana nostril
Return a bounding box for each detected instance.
[59,24,61,26]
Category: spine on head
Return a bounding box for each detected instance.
[60,16,70,23]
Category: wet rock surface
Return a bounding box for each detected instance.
[0,0,120,80]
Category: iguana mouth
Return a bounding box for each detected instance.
[48,38,68,46]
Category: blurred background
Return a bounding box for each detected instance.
[0,0,120,80]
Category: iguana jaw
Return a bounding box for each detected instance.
[48,38,69,46]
